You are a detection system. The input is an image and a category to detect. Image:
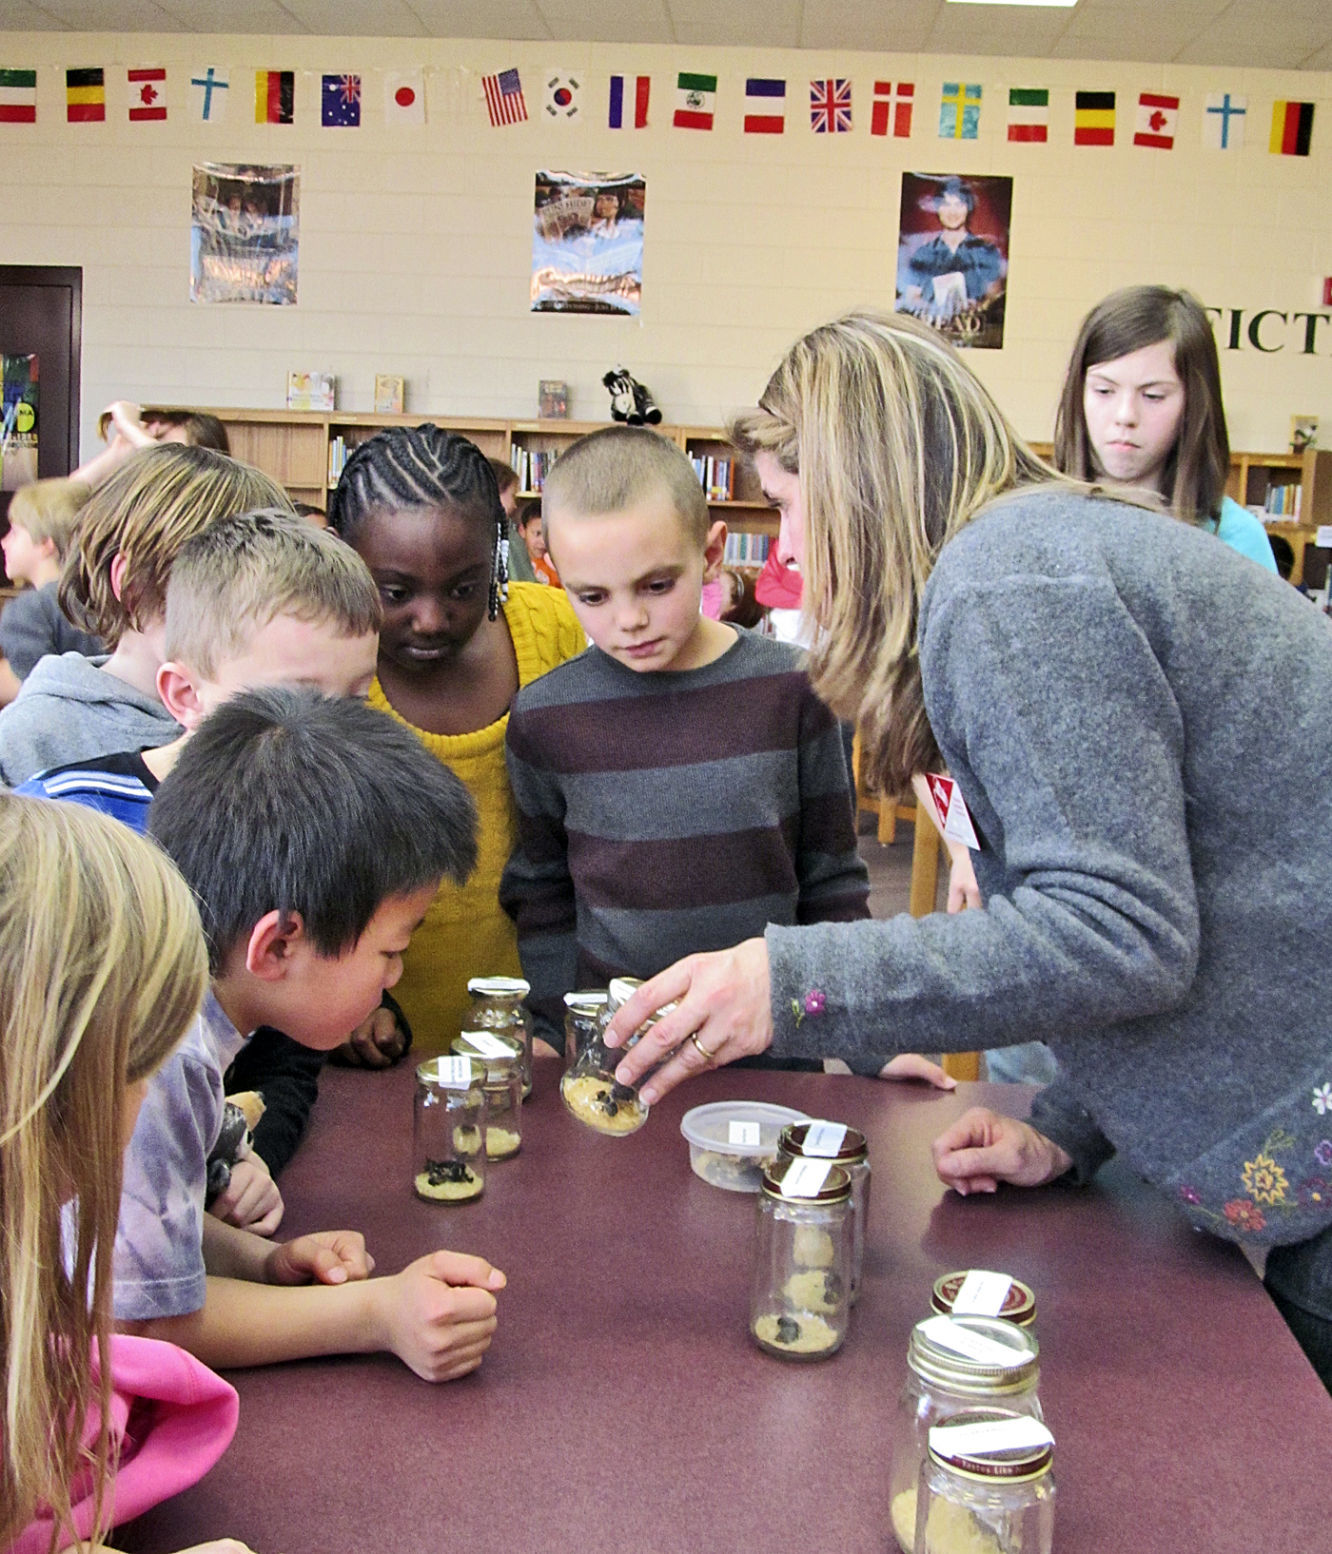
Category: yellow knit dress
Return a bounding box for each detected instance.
[369,582,585,1052]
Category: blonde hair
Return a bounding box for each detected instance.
[59,444,291,648]
[542,425,710,548]
[164,507,381,676]
[731,309,1056,795]
[0,795,207,1554]
[6,477,93,560]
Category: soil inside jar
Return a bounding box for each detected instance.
[890,1487,1005,1554]
[414,1158,483,1202]
[751,1309,840,1356]
[560,1071,647,1135]
[486,1125,522,1158]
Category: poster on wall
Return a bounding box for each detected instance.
[190,163,300,305]
[0,355,38,492]
[895,172,1012,350]
[531,170,645,315]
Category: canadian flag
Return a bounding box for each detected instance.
[1133,91,1178,150]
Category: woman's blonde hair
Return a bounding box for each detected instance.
[730,309,1055,796]
[0,795,208,1554]
[7,477,93,559]
[59,444,291,647]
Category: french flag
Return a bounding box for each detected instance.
[608,73,649,129]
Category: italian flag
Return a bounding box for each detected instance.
[1007,87,1048,143]
[674,71,716,131]
[0,67,36,123]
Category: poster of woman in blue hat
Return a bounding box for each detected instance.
[896,172,1012,349]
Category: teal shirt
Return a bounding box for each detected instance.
[1211,494,1277,572]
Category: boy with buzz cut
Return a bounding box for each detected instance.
[499,424,872,1065]
[116,684,505,1383]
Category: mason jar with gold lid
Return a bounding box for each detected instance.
[778,1119,871,1303]
[451,1031,523,1160]
[413,1055,487,1204]
[465,975,533,1098]
[930,1270,1037,1331]
[562,989,608,1071]
[750,1156,853,1361]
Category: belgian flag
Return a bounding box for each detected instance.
[256,69,294,125]
[66,66,105,123]
[1074,90,1115,146]
[1269,100,1314,157]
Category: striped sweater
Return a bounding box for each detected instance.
[500,627,869,1040]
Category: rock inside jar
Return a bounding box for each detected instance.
[751,1309,840,1356]
[414,1156,483,1202]
[560,1071,647,1135]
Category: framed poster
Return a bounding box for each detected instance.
[191,163,300,305]
[531,170,645,315]
[896,172,1013,349]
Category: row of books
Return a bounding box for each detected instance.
[1253,482,1302,518]
[511,447,559,493]
[723,531,771,565]
[690,455,736,502]
[328,436,351,483]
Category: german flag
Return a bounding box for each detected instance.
[1074,90,1115,146]
[256,69,294,125]
[66,66,105,122]
[1269,100,1313,157]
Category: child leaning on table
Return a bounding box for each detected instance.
[115,684,506,1382]
[498,425,950,1086]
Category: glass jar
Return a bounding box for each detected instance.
[559,976,655,1136]
[930,1271,1037,1331]
[466,976,533,1098]
[563,989,608,1071]
[889,1315,1042,1554]
[451,1031,523,1160]
[914,1408,1055,1554]
[749,1157,853,1361]
[778,1119,871,1304]
[412,1055,486,1203]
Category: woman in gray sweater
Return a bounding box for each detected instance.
[605,309,1332,1386]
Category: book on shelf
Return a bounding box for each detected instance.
[374,374,405,414]
[286,371,335,412]
[510,446,560,494]
[539,379,569,419]
[328,435,347,486]
[722,531,770,566]
[689,454,735,502]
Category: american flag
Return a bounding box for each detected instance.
[810,78,851,134]
[484,67,528,127]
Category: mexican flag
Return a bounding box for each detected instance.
[674,71,716,131]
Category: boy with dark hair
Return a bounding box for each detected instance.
[116,685,505,1382]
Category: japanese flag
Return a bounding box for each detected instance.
[385,69,425,124]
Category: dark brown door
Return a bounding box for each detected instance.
[0,265,82,531]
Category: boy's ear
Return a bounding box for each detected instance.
[109,551,128,603]
[156,661,207,727]
[243,909,308,981]
[702,519,728,582]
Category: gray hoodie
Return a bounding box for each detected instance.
[0,652,180,787]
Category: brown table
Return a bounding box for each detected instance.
[124,1060,1330,1554]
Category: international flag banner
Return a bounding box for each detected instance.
[0,68,37,124]
[66,67,105,123]
[1007,87,1048,143]
[190,66,229,121]
[608,73,649,129]
[385,69,425,124]
[1133,91,1178,150]
[1203,92,1246,150]
[810,78,852,134]
[673,71,716,131]
[744,78,785,134]
[483,67,527,127]
[128,66,166,122]
[544,72,581,120]
[255,69,294,125]
[1074,90,1115,146]
[939,82,980,140]
[1270,100,1314,157]
[322,73,361,128]
[871,80,913,138]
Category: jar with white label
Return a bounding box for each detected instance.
[930,1270,1037,1331]
[914,1408,1055,1554]
[750,1157,853,1361]
[888,1315,1042,1554]
[465,976,533,1098]
[413,1055,487,1203]
[451,1031,523,1160]
[559,976,658,1136]
[562,989,608,1070]
[778,1119,870,1303]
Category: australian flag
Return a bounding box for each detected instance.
[322,73,361,127]
[810,78,852,134]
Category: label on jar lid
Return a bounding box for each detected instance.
[779,1158,834,1198]
[460,1030,516,1059]
[801,1120,848,1156]
[430,1056,476,1090]
[918,1316,1025,1366]
[929,1416,1053,1458]
[951,1270,1014,1317]
[728,1120,762,1147]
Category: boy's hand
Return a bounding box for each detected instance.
[209,1156,284,1237]
[265,1230,375,1287]
[931,1107,1074,1196]
[945,844,981,914]
[332,1005,407,1068]
[376,1250,507,1382]
[877,1053,956,1090]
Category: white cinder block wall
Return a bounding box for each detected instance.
[1,33,1328,457]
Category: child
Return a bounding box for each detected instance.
[19,508,383,1212]
[487,455,534,584]
[1054,285,1276,571]
[516,500,561,588]
[0,444,288,786]
[75,400,231,490]
[330,424,584,1052]
[117,684,505,1380]
[498,425,873,1069]
[0,476,102,704]
[0,794,249,1554]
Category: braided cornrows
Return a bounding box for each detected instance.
[329,423,509,618]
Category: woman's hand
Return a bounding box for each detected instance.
[603,938,774,1104]
[931,1107,1074,1196]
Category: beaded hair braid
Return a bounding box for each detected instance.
[328,423,509,618]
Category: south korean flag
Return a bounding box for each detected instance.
[544,72,581,120]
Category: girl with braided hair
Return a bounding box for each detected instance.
[330,425,584,1054]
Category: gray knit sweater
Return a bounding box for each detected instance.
[767,486,1332,1250]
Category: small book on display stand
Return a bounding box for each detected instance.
[539,379,569,419]
[375,375,405,414]
[286,372,335,412]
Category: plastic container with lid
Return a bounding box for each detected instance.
[750,1157,853,1361]
[559,975,659,1136]
[930,1270,1037,1331]
[451,1031,523,1160]
[466,976,533,1098]
[888,1315,1043,1553]
[680,1100,810,1191]
[412,1055,487,1203]
[913,1408,1055,1554]
[778,1119,870,1301]
[562,989,608,1071]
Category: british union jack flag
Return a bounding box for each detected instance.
[810,78,852,133]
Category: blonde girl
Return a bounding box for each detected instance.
[0,794,248,1554]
